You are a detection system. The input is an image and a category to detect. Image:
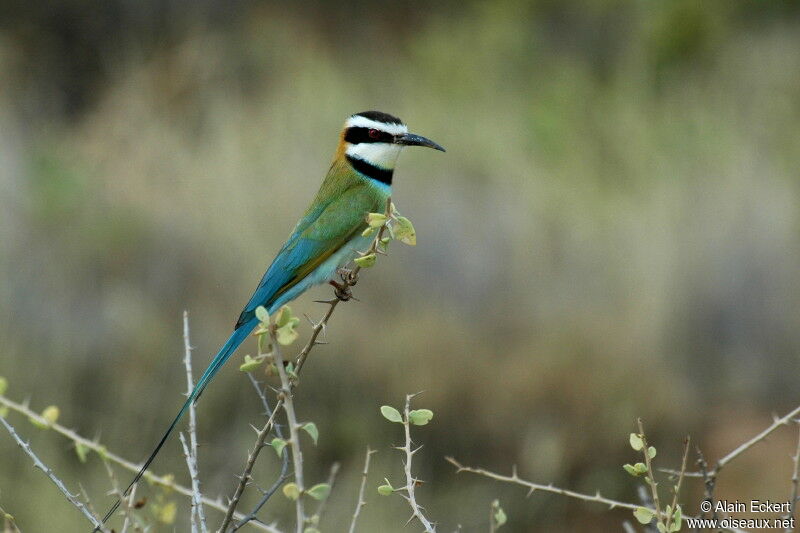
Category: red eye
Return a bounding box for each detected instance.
[368,128,380,139]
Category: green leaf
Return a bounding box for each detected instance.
[629,433,644,451]
[633,507,654,524]
[276,323,299,345]
[271,438,287,457]
[366,212,388,228]
[239,354,263,373]
[354,253,377,268]
[275,306,296,328]
[283,483,300,501]
[380,405,403,423]
[492,500,507,526]
[301,422,319,445]
[255,306,269,324]
[393,216,416,245]
[361,227,375,237]
[408,409,434,426]
[0,376,7,396]
[623,464,638,476]
[32,405,60,429]
[671,505,682,530]
[306,483,331,501]
[633,462,648,475]
[377,481,394,496]
[157,501,177,524]
[657,523,667,533]
[648,446,657,459]
[75,442,90,463]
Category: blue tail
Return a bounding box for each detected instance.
[97,318,259,529]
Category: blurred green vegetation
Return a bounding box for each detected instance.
[1,1,800,531]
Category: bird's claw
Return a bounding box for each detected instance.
[329,280,353,302]
[337,267,358,286]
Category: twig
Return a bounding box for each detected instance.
[0,414,109,532]
[312,462,340,523]
[664,436,690,531]
[0,395,279,532]
[636,419,664,523]
[219,408,281,533]
[692,403,800,480]
[401,394,436,532]
[446,456,648,513]
[231,377,290,532]
[272,323,306,533]
[786,420,800,531]
[348,448,376,533]
[0,503,21,533]
[183,311,209,533]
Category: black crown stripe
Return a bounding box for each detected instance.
[353,110,404,125]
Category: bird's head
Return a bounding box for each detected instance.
[339,111,445,175]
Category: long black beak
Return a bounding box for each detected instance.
[395,132,446,152]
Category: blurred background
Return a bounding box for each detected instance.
[1,1,800,531]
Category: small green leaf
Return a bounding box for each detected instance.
[393,216,416,245]
[656,523,667,533]
[239,354,263,373]
[361,227,375,237]
[377,481,394,496]
[629,433,644,451]
[255,306,269,324]
[275,306,296,328]
[75,442,90,463]
[408,409,434,426]
[492,500,507,526]
[648,446,657,459]
[157,501,177,524]
[301,422,319,445]
[354,253,377,268]
[271,438,287,457]
[633,507,654,524]
[623,464,638,476]
[380,237,391,245]
[306,483,331,501]
[634,462,648,475]
[283,482,300,501]
[0,376,7,396]
[380,405,403,423]
[276,324,299,345]
[32,405,60,428]
[366,212,388,228]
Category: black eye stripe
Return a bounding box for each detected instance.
[344,127,394,144]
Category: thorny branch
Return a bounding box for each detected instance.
[0,414,109,532]
[400,394,436,533]
[348,447,376,533]
[182,311,209,533]
[0,394,279,532]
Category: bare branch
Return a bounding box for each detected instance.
[183,311,209,533]
[446,456,647,512]
[786,420,800,531]
[348,447,376,533]
[0,414,109,532]
[230,377,290,532]
[0,395,280,532]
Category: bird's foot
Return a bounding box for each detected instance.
[329,280,353,302]
[337,267,358,286]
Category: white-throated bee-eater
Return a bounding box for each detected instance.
[98,110,445,527]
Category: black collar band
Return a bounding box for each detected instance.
[346,155,393,185]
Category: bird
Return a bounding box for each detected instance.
[97,110,445,528]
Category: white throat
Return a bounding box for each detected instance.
[346,142,403,170]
